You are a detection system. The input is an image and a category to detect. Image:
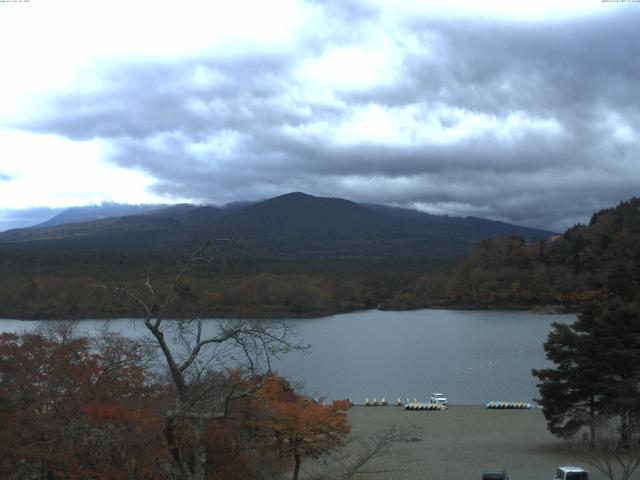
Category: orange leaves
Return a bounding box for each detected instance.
[254,374,351,459]
[0,330,163,479]
[1,332,348,479]
[332,399,351,411]
[81,402,138,425]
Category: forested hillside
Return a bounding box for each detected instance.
[0,254,449,319]
[447,198,640,308]
[1,197,637,319]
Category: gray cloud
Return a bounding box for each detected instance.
[10,5,640,232]
[0,207,63,232]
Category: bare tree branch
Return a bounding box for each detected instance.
[306,426,420,480]
[581,424,640,480]
[97,238,306,480]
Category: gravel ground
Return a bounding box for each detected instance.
[327,405,635,480]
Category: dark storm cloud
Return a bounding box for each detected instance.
[381,13,640,112]
[12,5,640,232]
[26,53,302,140]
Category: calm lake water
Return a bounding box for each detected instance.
[0,309,574,405]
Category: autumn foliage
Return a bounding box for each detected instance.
[252,375,351,480]
[0,330,351,479]
[0,330,163,479]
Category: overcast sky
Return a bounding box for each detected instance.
[1,0,638,232]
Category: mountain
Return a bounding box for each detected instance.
[364,204,551,240]
[0,193,555,257]
[1,196,635,319]
[178,202,252,226]
[213,192,395,238]
[33,203,169,228]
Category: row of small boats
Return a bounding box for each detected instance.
[405,402,448,410]
[363,397,448,409]
[363,397,439,407]
[485,401,533,409]
[360,398,534,409]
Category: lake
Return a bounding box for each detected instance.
[0,309,574,405]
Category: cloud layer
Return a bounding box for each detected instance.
[0,207,62,233]
[5,1,640,231]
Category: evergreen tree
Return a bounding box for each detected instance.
[579,300,640,445]
[533,319,607,443]
[534,299,640,444]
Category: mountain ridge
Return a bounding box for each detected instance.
[0,192,555,258]
[33,203,170,228]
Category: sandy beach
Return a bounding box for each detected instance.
[321,405,634,480]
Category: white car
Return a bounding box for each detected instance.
[430,392,447,405]
[554,466,589,480]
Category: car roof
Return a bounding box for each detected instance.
[559,466,587,472]
[483,468,506,473]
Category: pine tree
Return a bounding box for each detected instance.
[533,319,607,443]
[579,300,640,445]
[533,299,640,445]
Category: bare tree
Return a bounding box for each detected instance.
[582,425,640,480]
[103,239,304,480]
[306,426,420,480]
[34,319,80,344]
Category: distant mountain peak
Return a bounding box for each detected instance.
[277,191,311,198]
[268,192,329,202]
[214,191,391,239]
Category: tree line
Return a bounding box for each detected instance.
[0,255,447,319]
[450,198,640,309]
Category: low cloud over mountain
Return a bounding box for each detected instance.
[4,1,639,232]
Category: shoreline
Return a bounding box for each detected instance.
[0,303,573,322]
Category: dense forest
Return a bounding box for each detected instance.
[448,197,640,309]
[1,197,639,319]
[0,253,450,319]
